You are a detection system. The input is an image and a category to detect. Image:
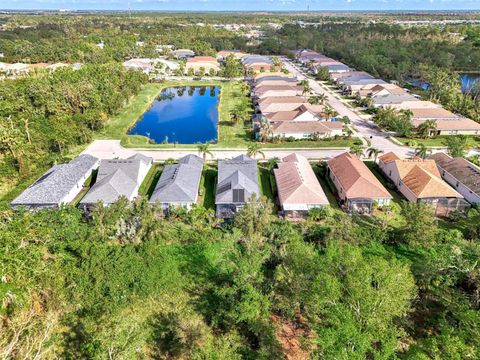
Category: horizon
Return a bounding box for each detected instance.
[2,0,480,12]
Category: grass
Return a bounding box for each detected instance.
[364,161,404,205]
[138,164,163,198]
[311,164,341,209]
[70,170,98,206]
[258,166,278,213]
[104,79,355,149]
[201,165,217,210]
[394,135,480,148]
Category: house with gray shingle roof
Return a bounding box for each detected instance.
[11,154,99,210]
[216,155,260,218]
[150,155,204,210]
[79,154,153,209]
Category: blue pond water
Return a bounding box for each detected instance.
[128,86,220,144]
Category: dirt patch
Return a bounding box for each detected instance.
[271,314,316,360]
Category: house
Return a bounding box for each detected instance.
[274,153,329,217]
[11,154,99,210]
[321,63,353,73]
[254,73,296,82]
[357,84,406,97]
[185,56,220,74]
[331,71,372,81]
[256,88,303,99]
[372,93,420,107]
[264,104,324,123]
[79,154,153,209]
[409,108,480,135]
[253,84,302,96]
[217,50,247,60]
[271,120,344,139]
[257,96,308,113]
[173,49,195,59]
[342,79,388,94]
[389,100,441,111]
[327,152,392,213]
[429,153,480,204]
[150,155,203,210]
[378,152,469,216]
[123,58,154,73]
[216,155,260,218]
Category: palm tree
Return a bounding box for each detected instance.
[308,94,327,105]
[322,106,338,120]
[197,143,213,162]
[350,144,364,157]
[414,143,430,159]
[298,79,311,98]
[416,120,437,139]
[258,117,273,142]
[266,157,279,171]
[247,143,265,159]
[366,147,383,162]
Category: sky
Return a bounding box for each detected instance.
[2,0,479,11]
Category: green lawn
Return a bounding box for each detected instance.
[394,135,480,148]
[138,163,163,198]
[200,165,217,210]
[102,79,354,149]
[364,161,404,204]
[311,164,341,209]
[258,166,278,212]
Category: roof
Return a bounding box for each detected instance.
[331,71,371,80]
[373,93,420,105]
[274,153,329,206]
[265,104,324,122]
[150,155,203,204]
[327,153,392,200]
[187,56,218,63]
[254,84,302,94]
[324,64,352,71]
[254,74,297,82]
[216,155,260,204]
[258,96,306,106]
[387,157,462,199]
[411,107,460,119]
[80,154,152,205]
[272,121,343,134]
[412,118,480,131]
[11,154,99,207]
[429,153,480,196]
[378,152,400,164]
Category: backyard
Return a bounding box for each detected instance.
[394,135,480,148]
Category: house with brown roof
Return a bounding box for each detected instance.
[257,96,307,113]
[256,88,303,99]
[271,120,343,139]
[185,56,220,74]
[409,108,480,136]
[264,104,324,123]
[378,152,469,216]
[429,153,480,204]
[274,153,329,217]
[327,152,392,213]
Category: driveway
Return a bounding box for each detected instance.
[282,59,414,157]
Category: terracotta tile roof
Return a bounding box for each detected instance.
[389,157,462,198]
[378,152,400,164]
[186,56,218,63]
[274,153,329,206]
[265,104,325,122]
[430,153,480,195]
[410,107,460,119]
[412,118,480,131]
[272,121,343,134]
[328,153,392,200]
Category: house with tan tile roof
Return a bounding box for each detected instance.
[265,104,324,123]
[256,88,304,99]
[327,152,392,213]
[271,120,343,139]
[378,152,469,216]
[257,96,307,113]
[409,108,480,135]
[429,153,480,204]
[274,153,329,216]
[185,56,220,74]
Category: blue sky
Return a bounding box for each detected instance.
[3,0,479,11]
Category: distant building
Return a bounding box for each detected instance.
[173,49,195,59]
[11,155,99,210]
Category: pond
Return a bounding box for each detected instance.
[128,86,220,144]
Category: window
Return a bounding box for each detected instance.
[232,189,245,203]
[303,133,310,138]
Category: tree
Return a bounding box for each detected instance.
[349,144,363,157]
[197,143,213,162]
[366,147,383,162]
[400,201,438,246]
[322,106,338,120]
[445,135,469,158]
[222,54,243,79]
[298,79,311,98]
[417,119,437,138]
[315,66,330,81]
[414,143,430,159]
[258,117,273,142]
[234,194,273,241]
[308,94,327,105]
[247,143,265,159]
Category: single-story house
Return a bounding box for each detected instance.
[378,152,468,216]
[271,120,344,139]
[79,154,153,209]
[327,152,392,213]
[274,153,329,217]
[254,73,296,82]
[264,104,324,123]
[253,84,302,95]
[372,93,420,107]
[331,71,372,81]
[321,63,353,73]
[342,79,388,94]
[429,153,480,204]
[257,89,303,99]
[123,58,179,74]
[388,100,441,111]
[173,49,195,59]
[11,154,100,210]
[185,56,220,73]
[216,155,260,218]
[150,155,203,210]
[409,108,480,135]
[257,96,308,113]
[357,84,406,97]
[217,50,247,60]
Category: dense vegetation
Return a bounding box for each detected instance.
[1,196,480,358]
[0,64,147,200]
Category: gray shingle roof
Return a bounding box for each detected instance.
[216,155,260,204]
[80,154,152,206]
[373,93,419,105]
[11,154,99,207]
[255,76,297,84]
[150,155,204,204]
